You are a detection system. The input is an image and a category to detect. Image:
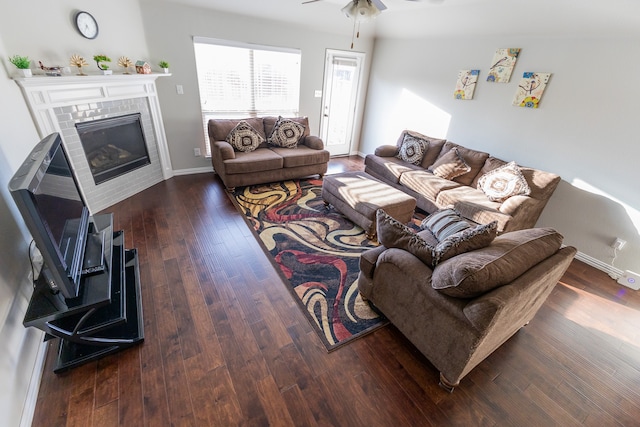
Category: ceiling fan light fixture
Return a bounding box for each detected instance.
[342,0,380,22]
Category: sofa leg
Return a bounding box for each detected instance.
[319,173,324,178]
[438,373,459,393]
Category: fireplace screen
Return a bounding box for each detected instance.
[76,113,151,185]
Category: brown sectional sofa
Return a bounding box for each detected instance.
[358,219,577,391]
[208,116,330,190]
[365,130,561,232]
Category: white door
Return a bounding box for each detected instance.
[320,50,365,156]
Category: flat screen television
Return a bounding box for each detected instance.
[8,133,92,299]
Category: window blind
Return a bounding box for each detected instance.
[193,38,302,156]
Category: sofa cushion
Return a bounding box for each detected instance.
[395,130,447,168]
[226,121,265,152]
[477,161,531,202]
[396,133,430,165]
[439,142,490,186]
[263,116,311,139]
[433,221,498,266]
[399,170,462,201]
[270,145,330,168]
[428,148,471,180]
[421,208,471,241]
[209,117,267,142]
[471,157,507,188]
[376,209,435,266]
[431,227,563,298]
[436,186,509,231]
[223,148,283,174]
[268,116,305,148]
[365,154,422,185]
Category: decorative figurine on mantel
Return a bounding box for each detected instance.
[117,56,134,74]
[70,54,89,76]
[135,60,151,74]
[93,54,112,75]
[38,61,62,76]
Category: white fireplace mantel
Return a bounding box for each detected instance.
[15,73,173,180]
[14,73,174,212]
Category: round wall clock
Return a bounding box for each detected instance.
[75,11,99,39]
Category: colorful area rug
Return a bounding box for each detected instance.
[231,178,422,351]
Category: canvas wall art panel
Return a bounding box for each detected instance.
[513,72,551,108]
[486,48,521,83]
[454,69,480,100]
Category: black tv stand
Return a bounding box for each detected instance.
[24,213,144,373]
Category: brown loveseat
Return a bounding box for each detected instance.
[357,214,576,391]
[208,117,330,190]
[365,130,561,232]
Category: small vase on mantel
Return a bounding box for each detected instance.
[163,68,169,74]
[18,68,32,78]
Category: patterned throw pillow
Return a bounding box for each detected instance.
[268,116,305,148]
[428,148,471,180]
[477,161,531,202]
[226,121,265,152]
[376,209,436,266]
[396,134,430,165]
[432,221,498,266]
[421,208,471,241]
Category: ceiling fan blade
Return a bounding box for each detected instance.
[302,0,322,4]
[370,0,388,11]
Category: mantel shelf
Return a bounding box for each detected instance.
[13,72,171,88]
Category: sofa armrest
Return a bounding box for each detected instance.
[301,135,325,150]
[375,145,399,157]
[211,140,236,161]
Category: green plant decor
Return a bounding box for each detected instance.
[9,55,30,69]
[93,54,112,70]
[158,60,170,69]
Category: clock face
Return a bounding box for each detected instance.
[75,11,98,39]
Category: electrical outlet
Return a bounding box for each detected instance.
[194,147,201,157]
[618,270,640,290]
[612,238,626,250]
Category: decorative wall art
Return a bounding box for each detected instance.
[454,69,480,100]
[486,48,521,83]
[513,72,551,108]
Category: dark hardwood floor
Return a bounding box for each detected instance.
[32,156,640,426]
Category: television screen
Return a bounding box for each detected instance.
[9,133,90,299]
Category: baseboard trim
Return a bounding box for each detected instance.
[172,166,214,176]
[574,250,623,279]
[20,335,46,427]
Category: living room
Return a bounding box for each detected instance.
[1,0,639,425]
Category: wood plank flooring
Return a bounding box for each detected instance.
[32,156,640,426]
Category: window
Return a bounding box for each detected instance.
[193,37,302,156]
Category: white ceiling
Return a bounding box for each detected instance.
[160,0,640,39]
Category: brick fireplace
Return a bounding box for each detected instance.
[14,74,173,213]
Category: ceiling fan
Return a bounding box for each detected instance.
[302,0,427,47]
[302,0,429,16]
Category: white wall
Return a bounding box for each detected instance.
[361,35,640,275]
[0,2,151,425]
[139,0,375,172]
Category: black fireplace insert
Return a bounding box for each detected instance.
[76,113,151,185]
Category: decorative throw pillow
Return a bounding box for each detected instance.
[226,121,265,152]
[477,161,531,202]
[376,209,436,266]
[395,134,430,165]
[432,227,563,298]
[268,116,305,148]
[421,208,471,241]
[428,148,471,180]
[432,221,498,266]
